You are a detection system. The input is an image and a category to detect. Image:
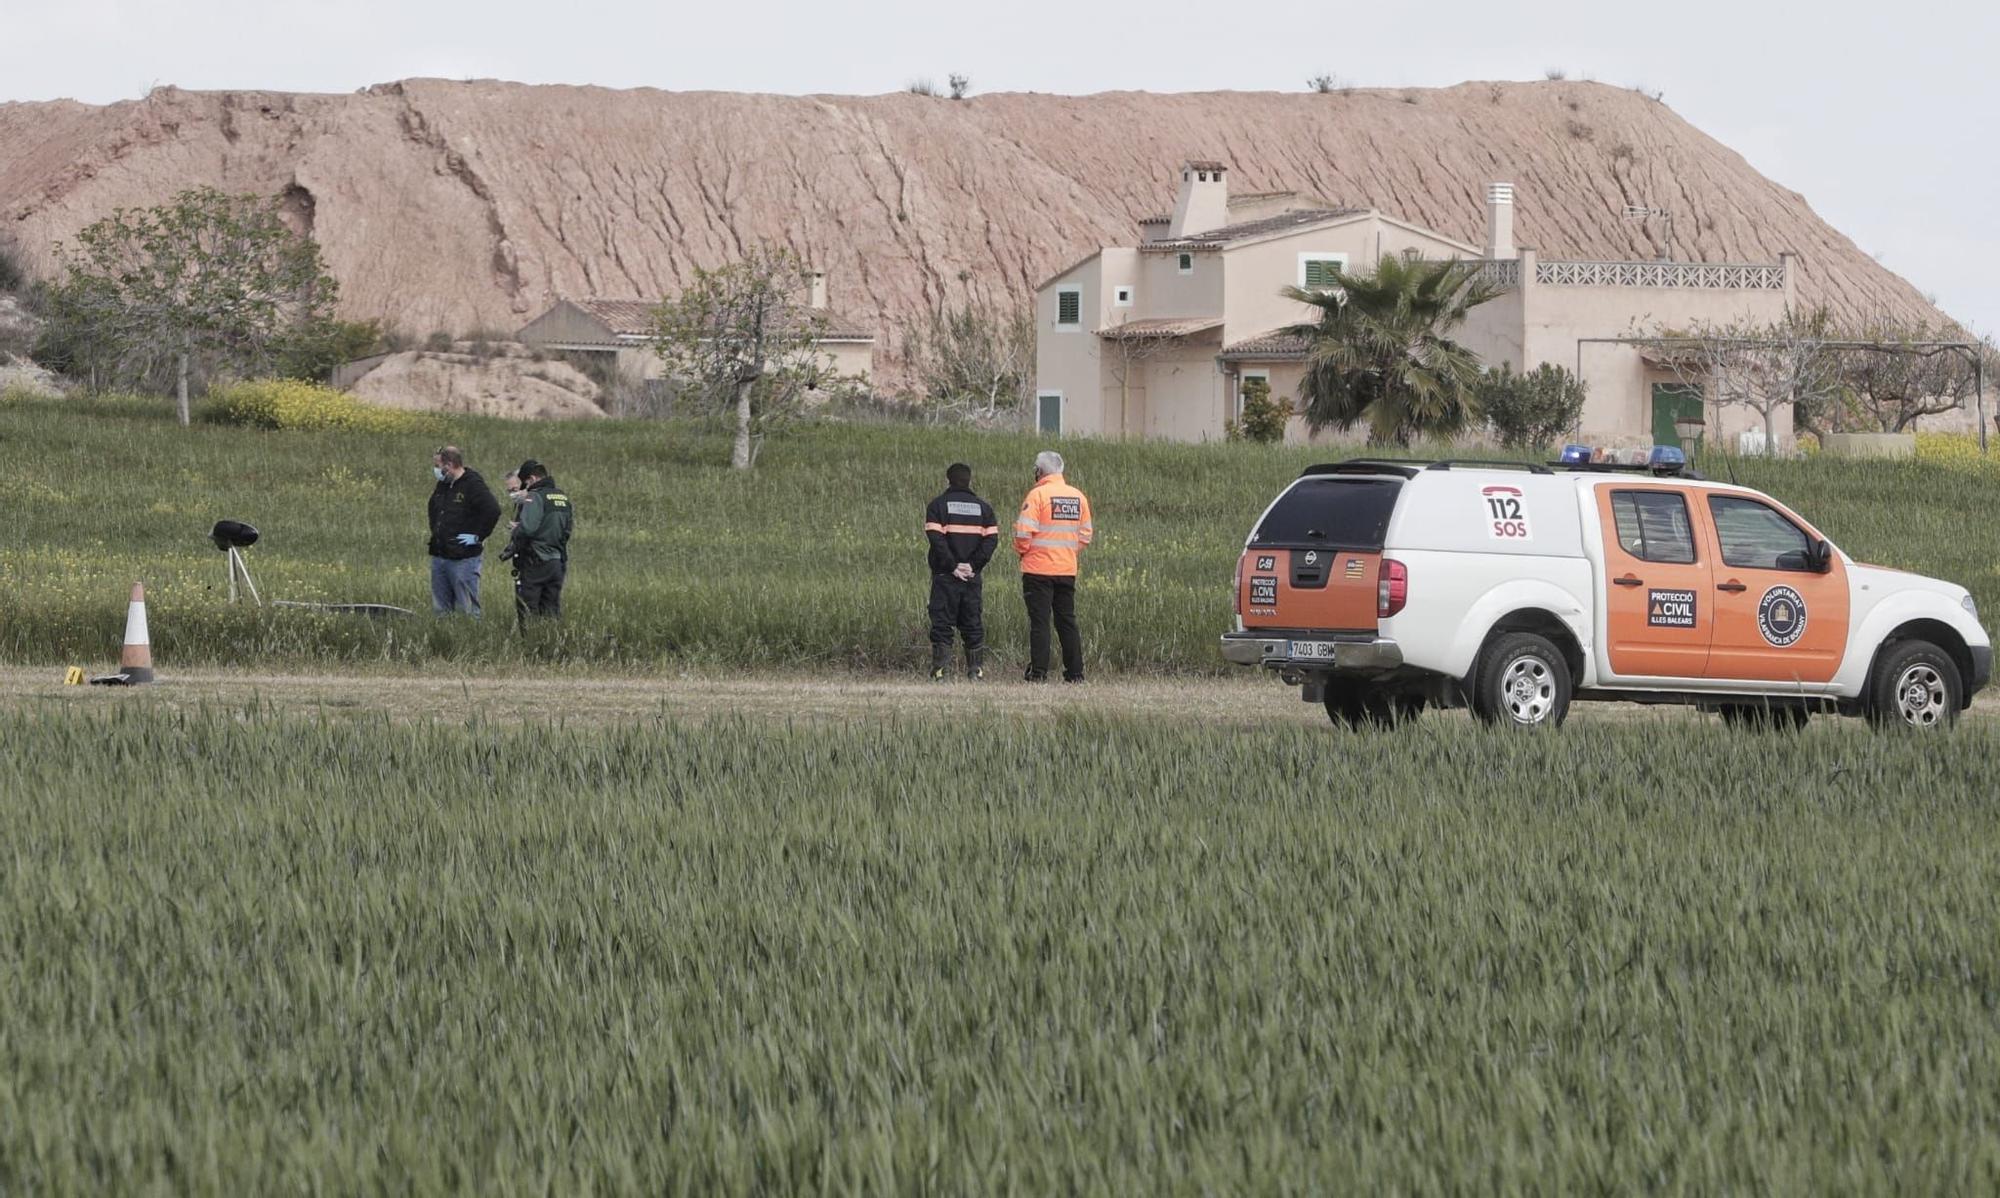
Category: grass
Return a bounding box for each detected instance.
[2,390,1997,674]
[3,701,1999,1191]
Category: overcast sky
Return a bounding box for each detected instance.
[7,0,1995,336]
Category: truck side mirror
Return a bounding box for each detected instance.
[1812,538,1834,573]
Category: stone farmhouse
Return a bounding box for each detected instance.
[1033,160,1798,447]
[516,271,877,390]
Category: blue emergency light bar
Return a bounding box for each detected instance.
[1559,444,1594,465]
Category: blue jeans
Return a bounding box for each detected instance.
[430,555,484,616]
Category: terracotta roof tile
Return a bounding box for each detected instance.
[1145,207,1366,250]
[1219,330,1311,359]
[1095,316,1224,340]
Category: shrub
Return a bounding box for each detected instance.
[0,241,23,292]
[1308,74,1339,94]
[905,78,938,98]
[1544,67,1568,81]
[1228,377,1292,444]
[1479,363,1588,450]
[272,318,385,382]
[948,74,970,100]
[205,378,435,433]
[1565,119,1594,142]
[424,330,454,353]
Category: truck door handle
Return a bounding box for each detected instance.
[1613,575,1644,587]
[1717,580,1748,593]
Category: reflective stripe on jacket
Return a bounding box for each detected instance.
[1013,473,1094,576]
[924,488,1000,575]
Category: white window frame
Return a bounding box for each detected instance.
[1177,252,1194,276]
[1234,369,1270,423]
[1113,285,1134,308]
[1036,391,1064,436]
[1297,251,1349,289]
[1054,287,1082,332]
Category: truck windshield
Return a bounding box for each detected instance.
[1251,477,1401,548]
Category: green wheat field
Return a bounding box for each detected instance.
[3,390,1997,674]
[3,705,1999,1191]
[5,391,2000,1192]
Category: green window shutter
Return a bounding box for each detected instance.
[1305,258,1338,289]
[1057,291,1080,325]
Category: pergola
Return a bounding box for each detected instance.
[1580,336,1989,453]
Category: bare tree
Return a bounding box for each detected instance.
[650,247,830,469]
[41,187,336,425]
[1641,309,1842,455]
[905,302,1033,425]
[1829,319,1982,433]
[1100,324,1179,439]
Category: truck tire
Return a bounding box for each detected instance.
[1472,632,1572,728]
[1866,640,1962,730]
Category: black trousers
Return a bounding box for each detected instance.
[515,558,566,624]
[1021,573,1083,681]
[928,574,985,671]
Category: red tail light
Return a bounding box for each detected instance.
[1377,558,1408,618]
[1233,553,1245,616]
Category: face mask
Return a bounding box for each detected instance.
[433,466,446,482]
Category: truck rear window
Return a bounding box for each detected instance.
[1251,477,1401,548]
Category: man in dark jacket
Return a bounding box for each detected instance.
[427,446,501,616]
[503,459,573,625]
[923,462,999,680]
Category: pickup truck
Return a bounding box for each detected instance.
[1219,456,1991,729]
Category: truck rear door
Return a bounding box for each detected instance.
[1595,484,1713,679]
[1238,475,1400,634]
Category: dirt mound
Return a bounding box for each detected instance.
[345,343,603,420]
[0,79,1957,357]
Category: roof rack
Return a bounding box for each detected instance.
[1301,456,1552,479]
[1419,458,1553,475]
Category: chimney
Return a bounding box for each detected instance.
[1484,182,1516,259]
[1168,160,1229,239]
[807,270,828,310]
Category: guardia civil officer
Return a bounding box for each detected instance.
[923,462,999,680]
[501,459,573,624]
[1013,450,1094,682]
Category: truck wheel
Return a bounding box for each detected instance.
[1323,681,1400,729]
[1472,632,1571,728]
[1719,702,1809,731]
[1867,640,1962,730]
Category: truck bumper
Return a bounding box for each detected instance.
[1218,631,1404,671]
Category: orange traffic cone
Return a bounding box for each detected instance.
[89,582,155,686]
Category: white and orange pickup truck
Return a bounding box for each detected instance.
[1220,454,1990,729]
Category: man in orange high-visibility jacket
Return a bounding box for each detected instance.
[1014,449,1095,682]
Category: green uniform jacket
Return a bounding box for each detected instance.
[512,478,573,563]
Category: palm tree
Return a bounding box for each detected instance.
[1282,255,1503,445]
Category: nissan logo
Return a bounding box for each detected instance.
[1304,551,1319,565]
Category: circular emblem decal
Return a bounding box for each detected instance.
[1304,551,1319,565]
[1757,585,1808,647]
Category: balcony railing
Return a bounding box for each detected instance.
[1533,260,1787,290]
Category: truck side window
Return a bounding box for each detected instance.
[1708,495,1812,571]
[1610,491,1695,564]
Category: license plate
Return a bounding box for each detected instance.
[1289,640,1339,661]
